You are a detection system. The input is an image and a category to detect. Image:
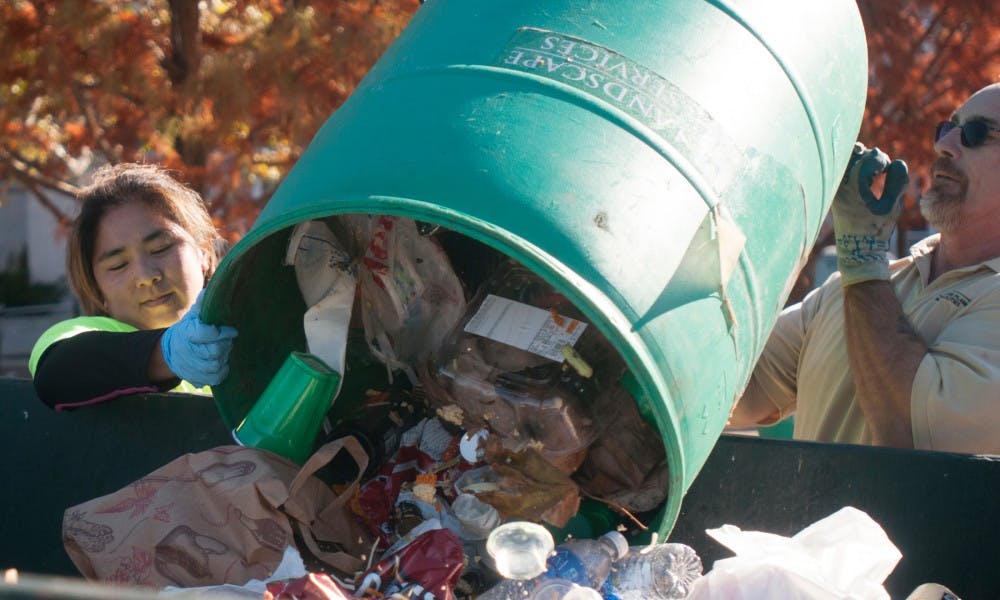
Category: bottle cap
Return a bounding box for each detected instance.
[599,530,629,560]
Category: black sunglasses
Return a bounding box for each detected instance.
[935,119,1000,148]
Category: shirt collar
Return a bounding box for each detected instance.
[908,233,1000,282]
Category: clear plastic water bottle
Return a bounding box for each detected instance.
[606,542,703,599]
[476,578,537,600]
[544,530,629,589]
[478,577,603,600]
[531,578,602,599]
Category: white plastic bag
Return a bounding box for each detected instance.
[348,214,466,384]
[687,506,902,600]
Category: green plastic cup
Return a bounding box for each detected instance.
[234,351,341,464]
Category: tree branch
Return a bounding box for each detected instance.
[0,146,82,200]
[71,82,119,163]
[17,176,76,228]
[921,22,963,87]
[165,0,202,85]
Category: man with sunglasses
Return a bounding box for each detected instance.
[729,83,1000,454]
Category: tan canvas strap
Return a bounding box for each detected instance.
[283,436,372,575]
[288,436,369,498]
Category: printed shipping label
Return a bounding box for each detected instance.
[464,294,587,362]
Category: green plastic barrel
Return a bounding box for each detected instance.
[202,0,868,539]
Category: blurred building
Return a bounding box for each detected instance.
[0,181,76,284]
[0,181,78,377]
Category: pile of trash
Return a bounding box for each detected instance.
[302,393,686,599]
[277,214,674,598]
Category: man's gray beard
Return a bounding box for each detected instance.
[920,186,964,231]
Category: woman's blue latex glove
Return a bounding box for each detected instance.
[160,291,238,387]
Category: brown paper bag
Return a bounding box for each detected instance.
[62,438,372,588]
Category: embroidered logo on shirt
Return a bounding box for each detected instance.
[936,291,971,307]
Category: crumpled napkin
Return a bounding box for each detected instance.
[687,506,902,600]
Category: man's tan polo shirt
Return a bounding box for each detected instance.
[750,234,1000,454]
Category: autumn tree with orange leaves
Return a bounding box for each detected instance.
[0,0,997,245]
[0,0,419,241]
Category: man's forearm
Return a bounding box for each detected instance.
[843,280,926,447]
[728,376,781,429]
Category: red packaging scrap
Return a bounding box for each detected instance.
[264,573,352,600]
[352,418,462,545]
[356,527,465,600]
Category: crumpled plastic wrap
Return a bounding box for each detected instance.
[687,506,902,600]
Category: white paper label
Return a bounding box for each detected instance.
[463,294,587,362]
